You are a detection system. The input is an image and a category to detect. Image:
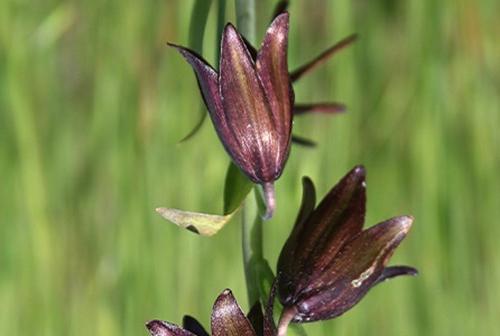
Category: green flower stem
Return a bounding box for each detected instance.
[188,0,212,53]
[235,0,256,43]
[241,189,263,305]
[215,0,226,62]
[234,0,260,305]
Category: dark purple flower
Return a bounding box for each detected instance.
[169,12,356,219]
[168,13,292,219]
[276,166,417,334]
[147,289,275,336]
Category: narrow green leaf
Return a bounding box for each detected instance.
[156,207,235,237]
[188,0,213,53]
[215,0,226,62]
[223,162,253,214]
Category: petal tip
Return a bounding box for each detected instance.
[408,267,419,276]
[214,288,236,305]
[223,22,239,39]
[266,11,289,45]
[222,288,232,296]
[352,165,366,177]
[212,288,238,317]
[399,215,414,232]
[166,42,186,53]
[146,320,168,336]
[273,11,289,23]
[302,176,313,186]
[349,165,366,188]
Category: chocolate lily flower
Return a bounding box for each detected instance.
[147,289,275,336]
[169,11,356,218]
[168,13,292,219]
[276,166,417,334]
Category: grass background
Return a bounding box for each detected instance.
[1,0,499,335]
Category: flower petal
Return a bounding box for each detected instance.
[167,43,225,131]
[219,23,280,183]
[183,316,209,336]
[290,34,358,82]
[278,166,366,304]
[256,12,293,168]
[247,303,264,336]
[293,102,346,115]
[294,177,317,231]
[376,265,418,284]
[246,301,277,336]
[146,320,196,336]
[295,216,414,322]
[211,289,256,336]
[277,177,316,293]
[291,135,317,147]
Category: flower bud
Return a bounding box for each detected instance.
[276,166,417,331]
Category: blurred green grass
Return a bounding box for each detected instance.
[1,0,499,335]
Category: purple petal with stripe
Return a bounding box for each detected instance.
[256,12,293,173]
[219,23,281,183]
[167,43,224,128]
[295,216,414,322]
[146,320,196,336]
[211,289,256,336]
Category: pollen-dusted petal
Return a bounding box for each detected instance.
[146,320,196,336]
[183,316,209,336]
[332,215,414,283]
[295,216,414,321]
[211,289,256,336]
[256,12,293,172]
[167,44,227,134]
[220,23,278,183]
[278,166,366,303]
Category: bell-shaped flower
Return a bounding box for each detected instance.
[276,166,417,334]
[168,13,292,218]
[147,289,275,336]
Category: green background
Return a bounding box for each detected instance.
[1,0,499,335]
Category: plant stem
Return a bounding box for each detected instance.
[277,307,297,336]
[188,0,213,53]
[235,0,256,43]
[215,0,226,62]
[241,189,262,305]
[235,0,259,305]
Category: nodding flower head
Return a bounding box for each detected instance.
[275,166,417,334]
[168,13,292,219]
